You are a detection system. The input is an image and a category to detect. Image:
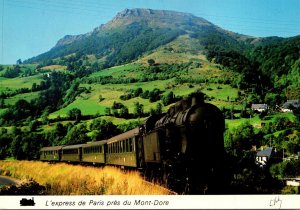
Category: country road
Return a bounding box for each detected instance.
[0,175,20,186]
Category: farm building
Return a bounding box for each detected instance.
[282,100,299,112]
[251,104,268,112]
[256,147,274,167]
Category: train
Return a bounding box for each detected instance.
[40,92,225,194]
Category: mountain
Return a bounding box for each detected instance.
[24,8,300,98]
[24,8,253,66]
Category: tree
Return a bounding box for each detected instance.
[162,91,174,106]
[62,124,90,145]
[10,135,22,159]
[119,106,129,118]
[224,122,256,155]
[67,108,82,122]
[104,107,111,116]
[134,102,144,117]
[16,59,22,65]
[89,119,120,140]
[29,120,39,132]
[150,103,163,115]
[147,59,155,66]
[0,99,5,108]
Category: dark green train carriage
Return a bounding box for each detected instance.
[61,144,84,162]
[40,146,63,161]
[82,140,107,164]
[106,128,141,167]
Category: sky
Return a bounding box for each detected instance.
[0,0,299,64]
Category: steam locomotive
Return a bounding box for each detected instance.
[40,93,225,194]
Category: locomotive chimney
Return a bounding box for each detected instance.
[191,92,204,107]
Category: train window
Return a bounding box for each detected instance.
[127,139,130,152]
[64,149,78,154]
[132,138,135,152]
[129,139,133,152]
[120,141,123,153]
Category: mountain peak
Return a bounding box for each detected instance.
[102,8,211,30]
[114,8,193,19]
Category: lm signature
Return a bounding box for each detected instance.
[269,196,282,209]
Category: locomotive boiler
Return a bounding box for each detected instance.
[141,92,225,193]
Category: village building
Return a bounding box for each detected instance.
[256,147,274,167]
[251,104,268,112]
[282,99,299,112]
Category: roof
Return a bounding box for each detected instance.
[251,104,268,110]
[82,140,107,148]
[107,128,139,144]
[62,144,85,150]
[283,100,299,109]
[257,147,273,157]
[40,146,64,151]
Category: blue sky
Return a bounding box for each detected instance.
[0,0,299,64]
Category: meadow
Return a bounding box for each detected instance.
[0,75,43,92]
[0,161,173,195]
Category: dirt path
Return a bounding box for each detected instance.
[0,175,20,186]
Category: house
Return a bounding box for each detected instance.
[251,104,268,112]
[282,178,300,187]
[282,100,299,112]
[256,147,274,167]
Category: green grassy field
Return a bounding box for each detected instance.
[0,75,43,92]
[4,91,41,105]
[89,63,142,78]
